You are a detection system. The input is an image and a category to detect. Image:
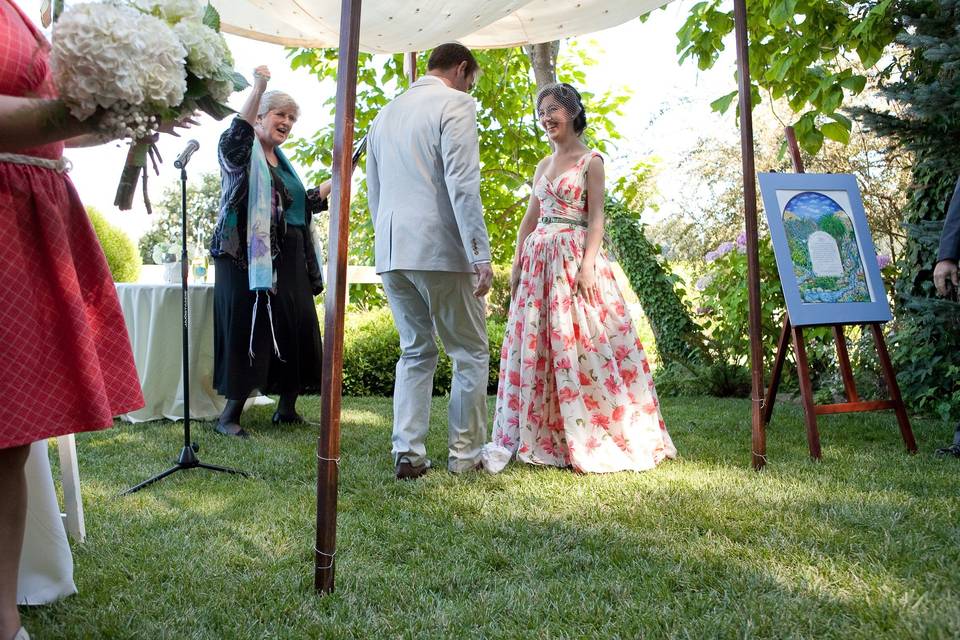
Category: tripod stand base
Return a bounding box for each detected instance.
[122,443,250,495]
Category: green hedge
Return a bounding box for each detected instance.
[605,196,706,366]
[341,306,506,396]
[487,264,512,321]
[87,206,141,282]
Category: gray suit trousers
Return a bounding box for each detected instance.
[381,270,489,472]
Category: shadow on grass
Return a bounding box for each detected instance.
[24,395,958,639]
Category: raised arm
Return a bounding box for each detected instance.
[239,66,270,127]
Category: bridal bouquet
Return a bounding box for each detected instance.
[49,0,248,210]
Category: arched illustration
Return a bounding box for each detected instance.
[782,191,871,303]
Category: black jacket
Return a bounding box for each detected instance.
[211,117,327,293]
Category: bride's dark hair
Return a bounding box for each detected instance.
[536,83,587,136]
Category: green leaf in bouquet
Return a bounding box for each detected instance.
[197,95,236,120]
[185,73,208,99]
[231,70,250,92]
[203,3,221,31]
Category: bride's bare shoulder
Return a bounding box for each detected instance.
[533,155,552,178]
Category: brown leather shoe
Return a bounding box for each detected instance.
[395,461,429,481]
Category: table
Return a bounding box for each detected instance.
[115,283,229,422]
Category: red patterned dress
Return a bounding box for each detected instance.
[0,0,143,449]
[486,151,676,473]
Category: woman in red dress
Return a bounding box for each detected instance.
[0,2,146,638]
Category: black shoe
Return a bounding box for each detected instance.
[934,444,960,458]
[271,410,312,425]
[395,461,430,481]
[214,421,249,438]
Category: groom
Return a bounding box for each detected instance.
[366,42,493,480]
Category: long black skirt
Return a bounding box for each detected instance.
[213,225,322,400]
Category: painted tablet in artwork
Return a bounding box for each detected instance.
[758,173,891,327]
[781,191,871,304]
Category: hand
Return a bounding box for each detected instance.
[573,260,599,306]
[316,179,333,200]
[510,261,521,298]
[933,259,958,297]
[253,65,271,90]
[473,261,493,297]
[157,112,200,137]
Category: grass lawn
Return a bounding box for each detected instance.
[22,396,960,639]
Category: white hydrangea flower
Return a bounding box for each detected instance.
[206,76,234,104]
[133,0,205,24]
[173,20,228,79]
[51,2,187,120]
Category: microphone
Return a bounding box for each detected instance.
[173,139,200,169]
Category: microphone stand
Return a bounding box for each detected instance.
[124,149,249,494]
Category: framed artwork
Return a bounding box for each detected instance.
[758,172,891,327]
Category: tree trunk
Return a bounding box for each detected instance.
[524,41,560,89]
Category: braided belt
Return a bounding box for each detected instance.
[0,152,72,173]
[539,216,587,228]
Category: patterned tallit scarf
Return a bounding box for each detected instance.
[246,140,283,362]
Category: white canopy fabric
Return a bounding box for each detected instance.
[212,0,672,53]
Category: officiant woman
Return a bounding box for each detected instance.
[210,65,329,437]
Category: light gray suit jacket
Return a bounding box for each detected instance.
[366,75,491,274]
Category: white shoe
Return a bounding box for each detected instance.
[13,627,30,640]
[480,443,512,474]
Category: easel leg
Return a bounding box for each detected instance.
[791,325,822,460]
[870,323,918,453]
[832,325,860,402]
[763,316,792,425]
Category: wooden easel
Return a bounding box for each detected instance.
[761,128,918,459]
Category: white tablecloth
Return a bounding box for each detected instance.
[17,441,76,605]
[115,283,228,422]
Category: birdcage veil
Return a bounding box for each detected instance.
[535,82,587,135]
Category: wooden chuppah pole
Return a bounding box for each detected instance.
[404,51,418,84]
[731,0,767,470]
[315,0,362,595]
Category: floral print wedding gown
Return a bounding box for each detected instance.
[484,151,676,473]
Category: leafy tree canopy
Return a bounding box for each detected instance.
[676,0,901,155]
[139,172,221,264]
[287,42,631,264]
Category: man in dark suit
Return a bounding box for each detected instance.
[933,177,960,298]
[934,176,960,457]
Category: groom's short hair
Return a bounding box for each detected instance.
[427,42,479,76]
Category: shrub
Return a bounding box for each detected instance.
[86,206,141,282]
[340,306,506,397]
[653,361,752,399]
[695,233,785,369]
[605,196,707,367]
[487,264,512,321]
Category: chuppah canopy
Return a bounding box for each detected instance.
[210,0,672,52]
[210,0,766,594]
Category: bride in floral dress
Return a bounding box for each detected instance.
[482,83,676,474]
